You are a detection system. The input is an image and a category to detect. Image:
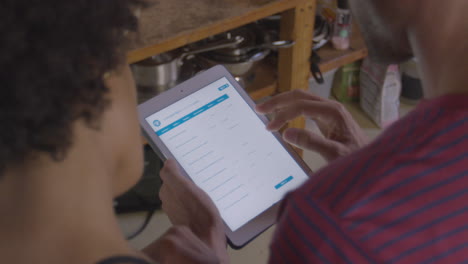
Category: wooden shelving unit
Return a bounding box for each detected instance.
[129,0,369,150]
[128,0,369,99]
[128,0,306,64]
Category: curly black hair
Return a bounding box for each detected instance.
[0,0,145,175]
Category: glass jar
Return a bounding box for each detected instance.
[332,0,352,50]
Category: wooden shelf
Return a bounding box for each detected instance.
[317,26,368,73]
[128,0,305,63]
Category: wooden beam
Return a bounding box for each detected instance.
[127,0,304,63]
[277,0,315,156]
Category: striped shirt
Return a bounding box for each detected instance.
[269,94,468,264]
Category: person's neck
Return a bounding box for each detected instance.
[0,136,134,263]
[408,0,468,99]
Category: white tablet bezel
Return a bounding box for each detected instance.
[138,65,312,248]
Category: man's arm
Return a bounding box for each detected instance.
[268,193,380,264]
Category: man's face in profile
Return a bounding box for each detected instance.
[348,0,414,64]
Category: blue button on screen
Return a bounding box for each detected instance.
[218,84,229,91]
[275,176,294,189]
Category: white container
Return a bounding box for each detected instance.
[360,58,401,128]
[309,68,338,99]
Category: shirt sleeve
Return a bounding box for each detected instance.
[268,193,382,264]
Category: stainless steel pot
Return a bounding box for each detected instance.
[131,36,244,96]
[131,51,180,92]
[198,39,293,79]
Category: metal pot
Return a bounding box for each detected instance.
[198,39,293,78]
[131,36,244,97]
[193,24,294,78]
[131,51,180,92]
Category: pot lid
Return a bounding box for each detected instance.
[212,27,258,56]
[203,49,270,63]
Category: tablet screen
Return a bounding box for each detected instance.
[145,77,308,231]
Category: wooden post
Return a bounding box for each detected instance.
[278,0,316,155]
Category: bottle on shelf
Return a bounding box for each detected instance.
[332,0,352,50]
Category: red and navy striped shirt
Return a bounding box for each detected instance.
[269,94,467,264]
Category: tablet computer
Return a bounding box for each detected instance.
[138,65,312,248]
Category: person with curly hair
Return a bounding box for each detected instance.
[0,1,222,263]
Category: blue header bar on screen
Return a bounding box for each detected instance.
[156,94,229,136]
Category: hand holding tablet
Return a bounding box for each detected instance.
[138,65,312,248]
[158,160,229,262]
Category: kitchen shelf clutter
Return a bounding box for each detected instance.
[128,0,303,64]
[129,0,368,148]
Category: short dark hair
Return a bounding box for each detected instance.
[0,0,145,174]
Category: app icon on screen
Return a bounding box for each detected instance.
[153,120,161,127]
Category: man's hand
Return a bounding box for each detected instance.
[159,160,229,263]
[256,90,367,162]
[143,226,220,264]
